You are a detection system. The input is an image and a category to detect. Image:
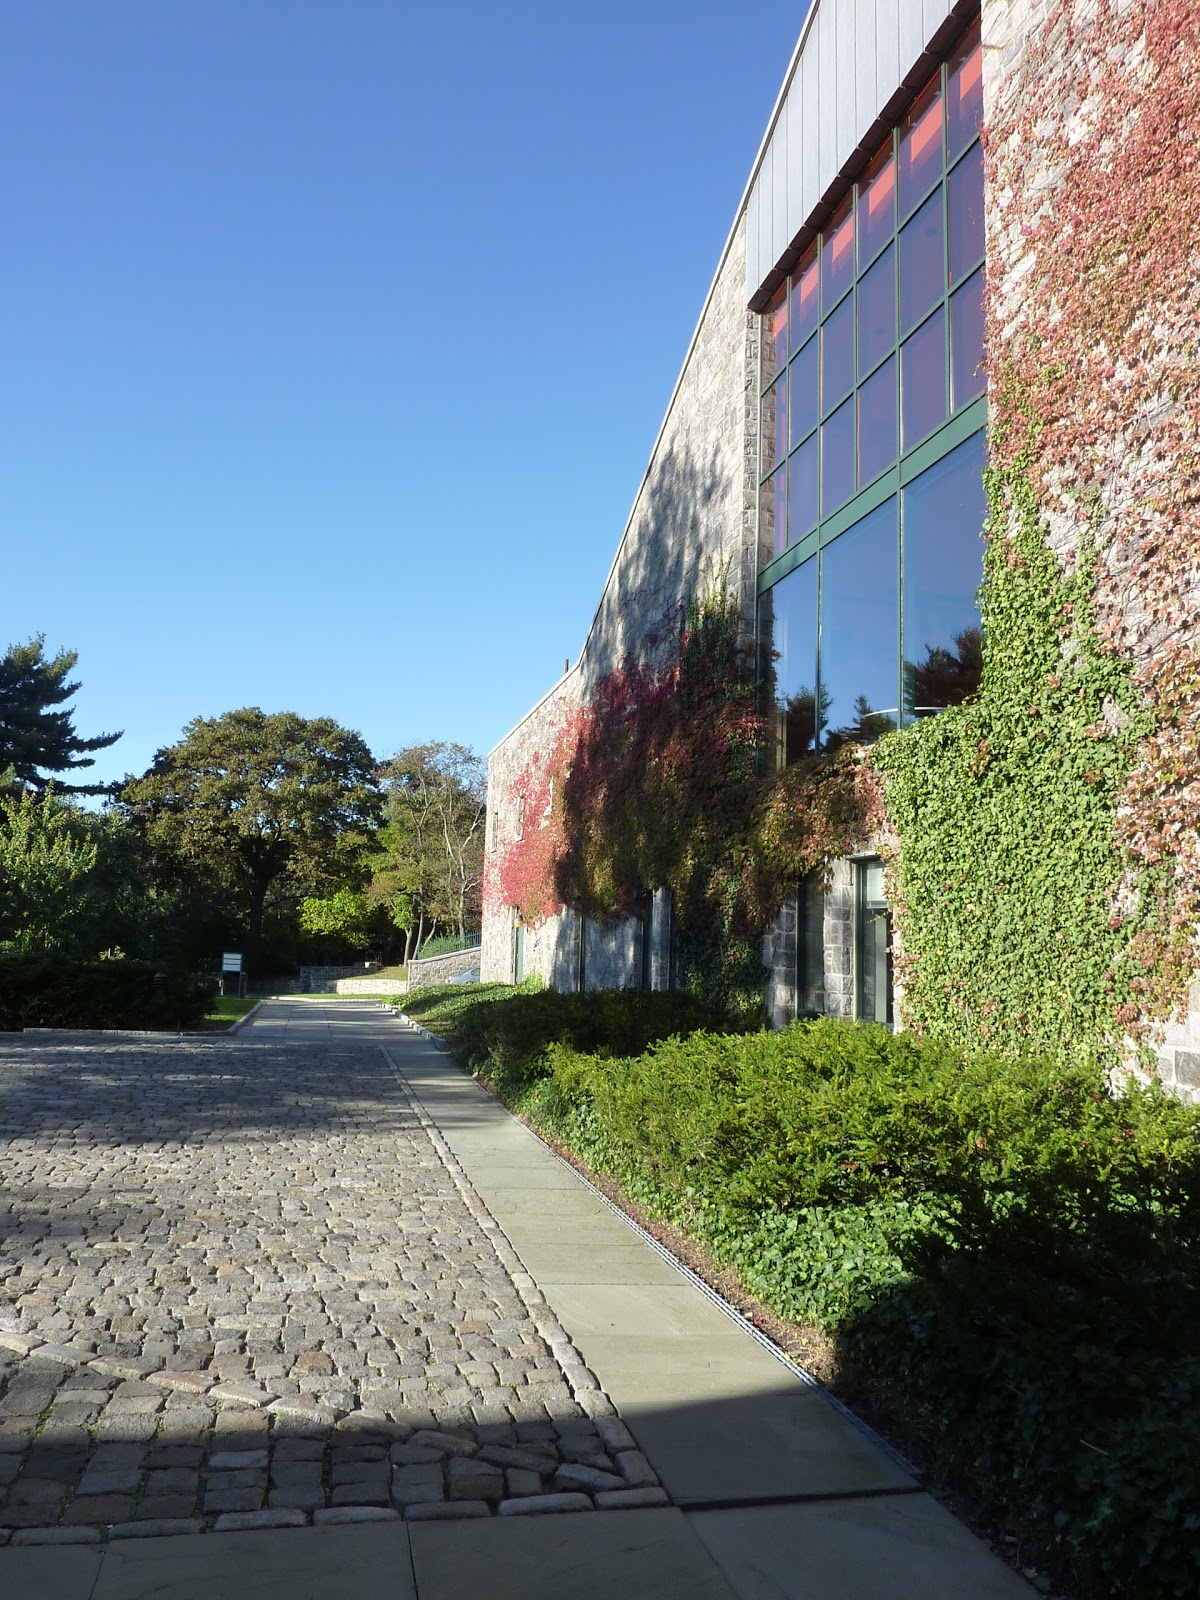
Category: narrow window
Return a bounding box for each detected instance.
[797,875,826,1018]
[855,861,892,1024]
[515,795,525,840]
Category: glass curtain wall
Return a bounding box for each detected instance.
[759,19,987,767]
[759,19,984,559]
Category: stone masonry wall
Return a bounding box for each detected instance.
[579,215,761,690]
[405,946,481,989]
[982,0,1200,1092]
[482,214,760,988]
[481,674,581,986]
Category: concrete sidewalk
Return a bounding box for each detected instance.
[0,1001,1034,1597]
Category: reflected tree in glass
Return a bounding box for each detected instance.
[819,498,899,749]
[902,430,987,717]
[762,558,820,766]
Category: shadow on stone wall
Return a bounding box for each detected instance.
[579,438,734,690]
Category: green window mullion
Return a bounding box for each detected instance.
[942,118,952,429]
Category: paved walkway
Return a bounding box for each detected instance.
[0,1000,1034,1597]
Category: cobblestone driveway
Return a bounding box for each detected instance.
[0,1032,663,1540]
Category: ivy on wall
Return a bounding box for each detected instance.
[492,0,1200,1065]
[876,0,1200,1065]
[490,587,882,1000]
[875,443,1163,1062]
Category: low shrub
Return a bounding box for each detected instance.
[0,955,209,1031]
[447,986,743,1087]
[413,933,480,962]
[441,1001,1200,1600]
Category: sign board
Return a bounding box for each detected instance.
[221,952,244,973]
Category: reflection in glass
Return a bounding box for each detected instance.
[766,557,819,765]
[822,296,854,414]
[902,429,986,719]
[947,22,983,161]
[760,381,779,477]
[855,860,892,1024]
[858,245,895,377]
[899,78,943,218]
[901,307,947,448]
[948,140,984,284]
[950,268,986,409]
[822,195,854,309]
[858,355,897,485]
[899,186,944,335]
[858,143,895,268]
[798,874,826,1018]
[790,248,819,349]
[788,433,819,545]
[765,464,787,559]
[773,370,789,465]
[819,497,898,748]
[821,397,855,517]
[790,335,818,447]
[762,285,787,387]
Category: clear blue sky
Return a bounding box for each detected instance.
[1,1,805,788]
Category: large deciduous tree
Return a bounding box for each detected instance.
[0,788,99,952]
[121,708,380,961]
[0,638,121,793]
[369,743,485,960]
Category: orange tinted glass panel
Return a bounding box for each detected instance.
[790,247,819,347]
[858,142,895,267]
[947,21,983,160]
[762,286,787,386]
[899,78,942,217]
[822,196,854,308]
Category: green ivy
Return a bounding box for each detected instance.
[875,443,1167,1066]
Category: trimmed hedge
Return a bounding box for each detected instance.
[0,956,210,1031]
[415,987,1200,1600]
[405,982,743,1083]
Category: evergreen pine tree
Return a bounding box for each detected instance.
[0,637,121,793]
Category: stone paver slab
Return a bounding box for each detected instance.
[0,1544,103,1599]
[90,1522,416,1599]
[688,1496,1035,1599]
[409,1506,737,1599]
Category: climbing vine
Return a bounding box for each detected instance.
[493,0,1200,1061]
[877,0,1200,1065]
[491,587,881,998]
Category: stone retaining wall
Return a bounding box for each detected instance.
[407,946,482,989]
[335,977,409,995]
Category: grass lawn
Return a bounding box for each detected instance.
[196,995,259,1031]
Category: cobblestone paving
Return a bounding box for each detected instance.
[0,1037,665,1542]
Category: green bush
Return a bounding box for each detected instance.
[0,956,209,1031]
[449,986,743,1087]
[449,1002,1200,1600]
[413,933,480,961]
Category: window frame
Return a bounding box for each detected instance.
[758,21,985,563]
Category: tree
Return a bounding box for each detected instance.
[0,638,121,793]
[369,743,485,961]
[0,788,99,952]
[298,888,375,957]
[121,708,380,963]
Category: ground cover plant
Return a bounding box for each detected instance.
[197,994,258,1031]
[405,984,1200,1600]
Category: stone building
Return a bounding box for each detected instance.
[482,0,1200,1089]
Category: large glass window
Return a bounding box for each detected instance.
[902,430,987,718]
[758,421,986,752]
[819,498,899,749]
[760,17,983,550]
[761,558,818,766]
